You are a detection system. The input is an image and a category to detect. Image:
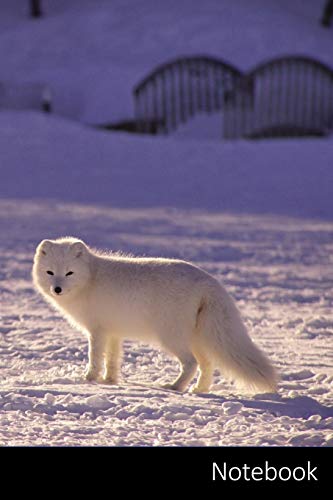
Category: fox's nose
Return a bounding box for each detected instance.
[54,286,62,295]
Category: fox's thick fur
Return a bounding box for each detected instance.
[32,237,277,394]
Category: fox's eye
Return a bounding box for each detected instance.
[66,271,74,276]
[46,271,54,275]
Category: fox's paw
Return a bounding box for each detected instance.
[161,383,184,392]
[84,367,100,382]
[101,377,118,385]
[191,385,210,394]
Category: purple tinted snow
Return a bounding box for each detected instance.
[0,112,332,219]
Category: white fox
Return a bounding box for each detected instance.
[32,237,277,394]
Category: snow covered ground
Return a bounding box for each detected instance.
[0,1,332,124]
[1,198,333,446]
[0,1,332,446]
[0,113,332,446]
[1,112,332,219]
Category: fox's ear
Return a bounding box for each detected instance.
[71,241,87,258]
[38,239,53,256]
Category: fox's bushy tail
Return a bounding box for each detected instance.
[196,286,278,393]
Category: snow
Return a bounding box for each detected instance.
[0,1,333,446]
[1,112,333,219]
[0,1,332,124]
[0,197,332,446]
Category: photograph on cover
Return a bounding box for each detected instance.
[0,0,332,447]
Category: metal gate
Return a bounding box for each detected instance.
[134,56,242,134]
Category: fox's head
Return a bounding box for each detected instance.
[32,237,91,300]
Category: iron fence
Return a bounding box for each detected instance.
[133,55,333,139]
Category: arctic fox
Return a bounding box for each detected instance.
[32,237,277,394]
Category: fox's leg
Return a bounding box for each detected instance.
[192,349,213,393]
[163,348,198,392]
[103,337,122,384]
[85,332,106,382]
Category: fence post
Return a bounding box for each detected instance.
[30,0,42,18]
[321,0,333,27]
[42,86,52,113]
